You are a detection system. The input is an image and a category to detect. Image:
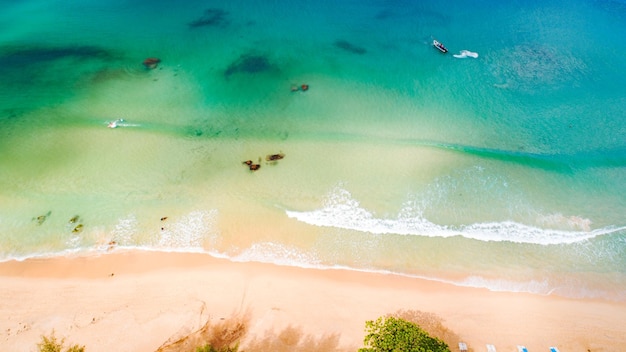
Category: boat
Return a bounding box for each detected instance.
[107,118,124,129]
[433,39,448,53]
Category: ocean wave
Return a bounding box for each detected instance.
[285,187,624,245]
[111,214,139,246]
[231,242,322,267]
[452,275,626,301]
[3,241,623,301]
[156,210,220,249]
[220,242,626,301]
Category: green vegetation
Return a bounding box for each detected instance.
[37,331,85,352]
[196,345,238,352]
[34,310,460,352]
[358,316,450,352]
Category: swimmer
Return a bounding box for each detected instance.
[107,118,125,129]
[249,163,261,171]
[242,160,253,166]
[301,84,309,91]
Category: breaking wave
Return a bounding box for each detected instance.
[285,187,624,245]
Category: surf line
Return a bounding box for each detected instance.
[453,50,478,58]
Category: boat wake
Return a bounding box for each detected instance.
[453,50,478,58]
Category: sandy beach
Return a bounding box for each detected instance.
[1,251,624,352]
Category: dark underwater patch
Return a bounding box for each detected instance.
[0,45,119,114]
[334,40,367,55]
[0,45,117,90]
[375,9,394,20]
[224,53,276,78]
[188,8,230,28]
[0,45,114,69]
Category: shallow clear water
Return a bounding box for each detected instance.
[1,0,625,301]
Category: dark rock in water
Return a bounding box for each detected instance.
[266,153,285,161]
[143,57,161,69]
[224,53,275,78]
[33,211,51,225]
[188,8,229,28]
[334,40,367,55]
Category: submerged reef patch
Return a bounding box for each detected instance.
[224,53,277,78]
[334,40,367,55]
[0,44,117,89]
[0,45,114,69]
[188,8,230,28]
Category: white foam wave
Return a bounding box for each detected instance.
[285,187,623,245]
[222,242,623,300]
[157,210,220,249]
[231,242,321,267]
[456,276,552,294]
[453,50,479,58]
[453,275,626,301]
[111,215,139,246]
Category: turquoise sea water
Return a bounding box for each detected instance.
[1,0,625,301]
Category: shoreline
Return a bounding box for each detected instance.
[1,250,625,351]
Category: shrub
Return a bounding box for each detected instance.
[196,345,238,352]
[37,331,85,352]
[358,316,450,352]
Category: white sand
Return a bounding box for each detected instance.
[1,251,624,351]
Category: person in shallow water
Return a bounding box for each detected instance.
[290,84,309,92]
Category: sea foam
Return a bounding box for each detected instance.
[285,186,622,245]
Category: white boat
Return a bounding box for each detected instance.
[433,39,448,53]
[107,118,124,128]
